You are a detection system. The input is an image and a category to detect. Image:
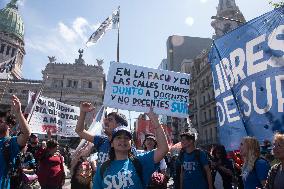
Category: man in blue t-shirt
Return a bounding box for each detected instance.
[75,102,131,166]
[0,95,31,189]
[179,132,213,189]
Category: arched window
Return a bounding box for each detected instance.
[0,44,5,54]
[6,46,11,55]
[11,48,16,57]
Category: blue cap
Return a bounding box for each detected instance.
[111,126,132,141]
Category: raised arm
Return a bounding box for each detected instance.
[146,109,169,163]
[75,102,95,142]
[12,95,31,146]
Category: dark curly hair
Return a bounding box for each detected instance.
[6,114,16,126]
[0,121,9,136]
[108,112,128,126]
[46,139,59,149]
[211,144,227,160]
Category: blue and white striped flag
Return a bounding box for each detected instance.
[86,7,120,47]
[75,105,106,151]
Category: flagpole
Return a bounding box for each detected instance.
[117,6,120,63]
[115,6,120,113]
[117,26,120,62]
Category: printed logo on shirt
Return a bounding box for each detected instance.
[183,161,198,173]
[104,170,134,189]
[242,169,249,180]
[97,152,109,164]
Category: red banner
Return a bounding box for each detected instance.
[135,119,172,149]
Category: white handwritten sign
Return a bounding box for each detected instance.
[28,95,80,137]
[104,62,190,118]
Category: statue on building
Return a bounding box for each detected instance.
[9,0,18,5]
[75,49,85,64]
[7,0,18,9]
[78,49,83,59]
[96,59,104,67]
[48,56,56,63]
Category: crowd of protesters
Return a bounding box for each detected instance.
[1,97,284,189]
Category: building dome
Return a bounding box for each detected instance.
[0,0,24,40]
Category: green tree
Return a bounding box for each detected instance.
[269,0,284,8]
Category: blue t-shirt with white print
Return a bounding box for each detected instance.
[242,158,270,189]
[93,150,157,189]
[93,135,110,166]
[181,150,209,189]
[93,135,137,166]
[0,136,21,189]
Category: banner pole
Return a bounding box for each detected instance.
[27,75,48,124]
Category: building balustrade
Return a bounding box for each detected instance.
[198,137,219,146]
[201,117,217,125]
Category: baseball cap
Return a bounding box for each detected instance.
[180,132,196,141]
[111,126,132,141]
[30,133,38,138]
[145,133,156,141]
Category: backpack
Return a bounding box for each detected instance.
[74,159,93,185]
[253,157,269,171]
[2,137,23,188]
[100,156,143,185]
[252,157,270,184]
[93,137,106,153]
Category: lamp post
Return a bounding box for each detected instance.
[59,74,64,102]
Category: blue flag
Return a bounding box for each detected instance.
[209,7,284,151]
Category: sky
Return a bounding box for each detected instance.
[0,0,276,127]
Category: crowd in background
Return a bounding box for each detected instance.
[1,96,284,189]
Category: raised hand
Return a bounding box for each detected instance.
[146,107,159,126]
[80,102,95,113]
[11,95,22,114]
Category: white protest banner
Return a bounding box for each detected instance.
[104,62,190,118]
[28,95,80,137]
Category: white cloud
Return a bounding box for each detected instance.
[58,22,78,42]
[185,16,194,26]
[57,17,100,43]
[25,39,48,54]
[72,17,89,41]
[24,17,101,77]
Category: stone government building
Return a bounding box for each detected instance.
[0,0,105,144]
